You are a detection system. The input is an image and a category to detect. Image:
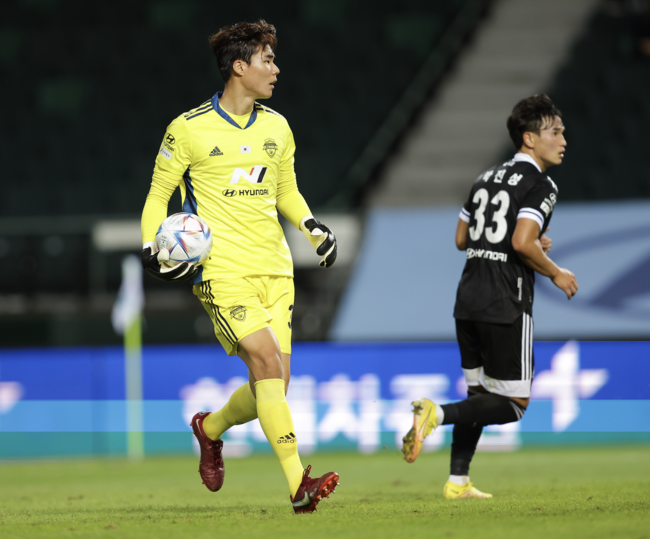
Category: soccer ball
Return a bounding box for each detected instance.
[154,212,213,267]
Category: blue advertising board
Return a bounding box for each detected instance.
[330,201,650,340]
[0,341,648,459]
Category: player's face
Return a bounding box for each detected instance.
[242,44,280,100]
[531,116,566,170]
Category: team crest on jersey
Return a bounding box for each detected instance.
[230,306,247,321]
[263,138,278,157]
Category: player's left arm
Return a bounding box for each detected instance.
[276,130,337,267]
[540,227,551,253]
[513,183,577,299]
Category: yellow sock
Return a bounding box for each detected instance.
[255,379,304,497]
[203,383,258,440]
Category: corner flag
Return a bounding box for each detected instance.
[112,255,145,461]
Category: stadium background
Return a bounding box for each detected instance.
[1,0,649,459]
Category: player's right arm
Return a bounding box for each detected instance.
[455,219,469,250]
[512,218,577,299]
[455,200,472,250]
[455,183,477,250]
[140,116,196,281]
[141,117,191,243]
[456,219,469,251]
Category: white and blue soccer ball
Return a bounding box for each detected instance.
[155,212,213,268]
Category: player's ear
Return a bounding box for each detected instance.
[232,59,246,77]
[521,131,535,150]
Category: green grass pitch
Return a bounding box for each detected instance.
[1,446,648,538]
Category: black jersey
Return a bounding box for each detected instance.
[453,156,559,324]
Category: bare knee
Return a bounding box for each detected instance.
[239,328,284,382]
[244,349,283,381]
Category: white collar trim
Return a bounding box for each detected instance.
[513,153,542,173]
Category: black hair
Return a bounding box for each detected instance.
[208,20,277,83]
[507,94,562,150]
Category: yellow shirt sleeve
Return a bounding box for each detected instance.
[276,129,312,229]
[141,116,192,243]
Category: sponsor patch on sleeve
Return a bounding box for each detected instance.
[540,201,551,216]
[159,147,172,160]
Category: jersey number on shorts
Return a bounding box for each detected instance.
[468,188,510,244]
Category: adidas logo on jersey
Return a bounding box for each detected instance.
[277,432,296,444]
[209,146,223,157]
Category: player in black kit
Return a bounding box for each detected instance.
[401,94,578,498]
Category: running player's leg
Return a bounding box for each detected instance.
[441,318,526,499]
[238,327,304,496]
[200,342,293,441]
[191,281,261,443]
[189,281,268,492]
[242,275,293,398]
[202,353,291,441]
[192,277,338,509]
[448,319,484,486]
[193,277,290,445]
[238,278,338,512]
[241,335,338,513]
[438,315,532,427]
[239,327,339,514]
[202,381,258,440]
[234,277,309,497]
[402,318,485,465]
[449,392,483,482]
[404,315,532,497]
[246,353,291,394]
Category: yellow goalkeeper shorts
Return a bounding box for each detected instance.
[193,276,294,357]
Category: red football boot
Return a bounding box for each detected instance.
[190,411,224,492]
[290,465,340,514]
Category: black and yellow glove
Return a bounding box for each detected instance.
[300,217,337,268]
[140,242,199,282]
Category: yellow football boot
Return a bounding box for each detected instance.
[443,481,493,499]
[401,398,437,463]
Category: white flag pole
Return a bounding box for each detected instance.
[112,255,145,461]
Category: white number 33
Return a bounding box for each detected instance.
[468,188,510,244]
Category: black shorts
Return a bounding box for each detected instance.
[455,313,534,398]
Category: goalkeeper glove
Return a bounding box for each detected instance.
[300,217,337,268]
[140,242,199,282]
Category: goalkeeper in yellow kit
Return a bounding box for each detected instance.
[139,20,339,514]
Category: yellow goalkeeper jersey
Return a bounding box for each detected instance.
[141,92,312,282]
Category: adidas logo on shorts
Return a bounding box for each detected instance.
[209,145,223,157]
